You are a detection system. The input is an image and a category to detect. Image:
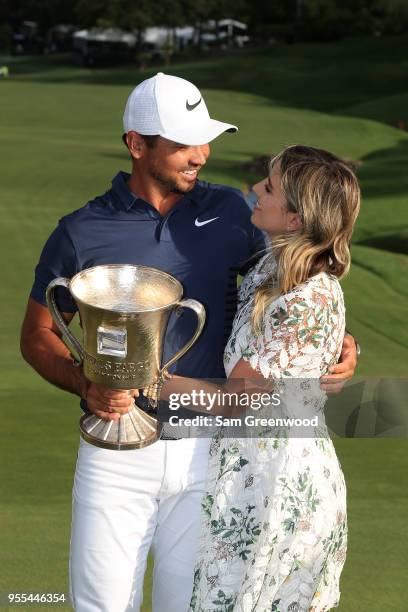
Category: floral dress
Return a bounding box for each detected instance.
[189,254,348,612]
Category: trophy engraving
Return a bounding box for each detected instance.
[84,354,151,380]
[46,264,206,450]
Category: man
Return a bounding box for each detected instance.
[20,73,357,611]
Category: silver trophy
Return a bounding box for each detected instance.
[46,264,206,451]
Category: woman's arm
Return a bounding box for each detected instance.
[161,358,273,417]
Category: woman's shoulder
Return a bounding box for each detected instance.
[239,252,276,300]
[268,272,344,317]
[302,271,343,298]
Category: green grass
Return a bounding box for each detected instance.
[1,35,407,611]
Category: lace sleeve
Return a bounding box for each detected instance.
[242,275,345,379]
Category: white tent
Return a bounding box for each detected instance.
[73,29,136,47]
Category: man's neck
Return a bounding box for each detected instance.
[127,171,183,217]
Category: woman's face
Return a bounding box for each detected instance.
[251,161,301,237]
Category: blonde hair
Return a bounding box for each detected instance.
[251,144,360,332]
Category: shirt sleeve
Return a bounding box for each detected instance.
[30,220,78,313]
[241,284,341,379]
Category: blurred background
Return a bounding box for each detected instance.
[1,0,407,610]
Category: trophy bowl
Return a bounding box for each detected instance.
[46,264,206,450]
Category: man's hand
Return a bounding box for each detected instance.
[320,334,358,394]
[86,383,139,421]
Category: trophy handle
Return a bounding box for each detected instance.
[46,277,85,365]
[160,298,206,374]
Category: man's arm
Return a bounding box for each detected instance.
[320,333,358,392]
[20,298,134,420]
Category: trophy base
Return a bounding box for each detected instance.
[79,405,162,450]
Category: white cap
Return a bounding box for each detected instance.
[123,72,238,146]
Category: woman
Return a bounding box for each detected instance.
[162,144,360,611]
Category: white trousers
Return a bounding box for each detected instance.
[69,436,211,612]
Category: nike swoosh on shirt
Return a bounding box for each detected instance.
[194,216,219,227]
[186,97,202,111]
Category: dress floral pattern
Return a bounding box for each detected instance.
[189,254,348,612]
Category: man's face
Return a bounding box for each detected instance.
[142,136,210,194]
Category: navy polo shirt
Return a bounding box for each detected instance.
[31,171,265,387]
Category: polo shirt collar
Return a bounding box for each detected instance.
[111,171,204,211]
[111,171,139,211]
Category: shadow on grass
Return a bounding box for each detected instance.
[357,138,408,199]
[3,34,408,119]
[0,53,74,74]
[207,139,408,206]
[357,232,408,255]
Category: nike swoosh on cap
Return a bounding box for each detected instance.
[186,97,202,111]
[195,217,219,227]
